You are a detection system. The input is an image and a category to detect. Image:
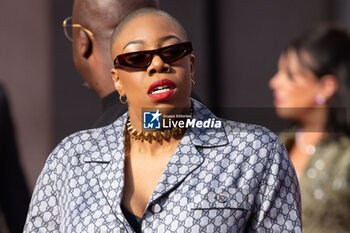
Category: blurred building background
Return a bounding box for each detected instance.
[1,0,350,193]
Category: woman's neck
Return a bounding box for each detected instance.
[297,107,328,146]
[298,106,328,132]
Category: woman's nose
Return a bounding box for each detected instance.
[269,72,280,90]
[147,55,171,75]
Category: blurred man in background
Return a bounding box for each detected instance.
[63,0,159,127]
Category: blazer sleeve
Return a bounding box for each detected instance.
[248,139,302,232]
[23,151,61,232]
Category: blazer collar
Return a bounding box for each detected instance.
[82,112,128,163]
[82,112,130,228]
[188,98,228,147]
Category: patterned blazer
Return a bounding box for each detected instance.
[24,99,302,233]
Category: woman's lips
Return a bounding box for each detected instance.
[273,94,286,106]
[147,79,176,101]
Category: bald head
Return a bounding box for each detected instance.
[111,8,188,52]
[73,0,159,41]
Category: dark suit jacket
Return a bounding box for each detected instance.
[0,84,30,233]
[92,91,126,128]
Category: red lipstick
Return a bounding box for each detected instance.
[147,79,176,101]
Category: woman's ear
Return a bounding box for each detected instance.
[190,54,195,75]
[319,74,339,101]
[110,68,125,96]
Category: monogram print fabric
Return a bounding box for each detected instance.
[24,99,302,232]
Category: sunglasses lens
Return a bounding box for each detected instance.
[160,44,187,63]
[115,42,192,68]
[123,52,152,68]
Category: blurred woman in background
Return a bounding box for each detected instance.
[270,25,350,233]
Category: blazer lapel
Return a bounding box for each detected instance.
[147,132,204,205]
[83,113,128,226]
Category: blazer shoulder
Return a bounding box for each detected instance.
[50,122,120,158]
[223,119,279,141]
[221,119,283,155]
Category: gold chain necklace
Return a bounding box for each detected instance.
[125,117,186,143]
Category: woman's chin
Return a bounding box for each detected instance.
[275,107,305,121]
[276,108,292,119]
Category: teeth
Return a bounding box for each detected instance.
[151,85,172,94]
[152,88,172,94]
[154,85,170,91]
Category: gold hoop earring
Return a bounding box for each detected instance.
[119,95,127,104]
[191,78,195,87]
